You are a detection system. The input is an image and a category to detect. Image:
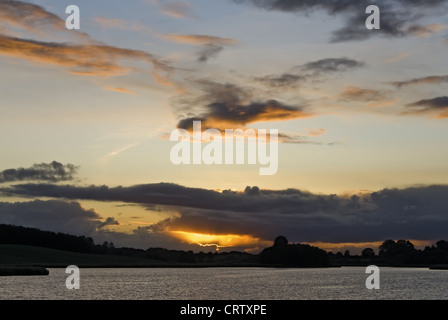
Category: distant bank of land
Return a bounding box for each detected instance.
[0,265,49,276]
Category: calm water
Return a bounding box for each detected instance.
[0,267,446,300]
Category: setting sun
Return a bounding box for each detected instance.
[169,231,270,251]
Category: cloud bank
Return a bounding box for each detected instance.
[3,183,448,248]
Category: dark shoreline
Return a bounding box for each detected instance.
[2,263,446,276]
[6,263,339,269]
[0,266,49,276]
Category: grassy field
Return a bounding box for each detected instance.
[0,244,164,267]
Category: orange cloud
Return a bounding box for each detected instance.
[0,33,172,80]
[406,24,447,38]
[384,53,410,63]
[340,85,383,102]
[103,86,136,95]
[160,2,195,19]
[307,128,326,137]
[92,17,152,33]
[177,99,310,132]
[161,34,238,46]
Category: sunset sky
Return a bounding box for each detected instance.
[1,0,448,253]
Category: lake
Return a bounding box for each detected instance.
[0,267,446,300]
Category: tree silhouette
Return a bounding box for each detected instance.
[379,239,396,256]
[362,248,375,257]
[273,236,288,248]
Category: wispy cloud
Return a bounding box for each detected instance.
[98,143,140,165]
[161,34,238,46]
[340,85,384,102]
[103,86,136,95]
[406,24,447,37]
[160,34,238,62]
[255,58,365,88]
[92,17,152,33]
[160,1,196,19]
[307,128,326,137]
[384,53,410,63]
[387,75,448,88]
[0,33,173,82]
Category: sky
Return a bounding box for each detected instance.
[0,0,448,253]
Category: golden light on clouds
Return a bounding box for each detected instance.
[160,34,238,46]
[169,231,270,251]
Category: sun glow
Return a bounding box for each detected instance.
[169,231,269,251]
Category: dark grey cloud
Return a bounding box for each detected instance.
[232,0,448,42]
[3,182,448,244]
[233,0,366,14]
[0,161,78,183]
[255,73,305,89]
[0,199,194,250]
[175,80,309,130]
[177,99,307,130]
[301,58,365,74]
[329,7,409,42]
[97,216,120,229]
[255,58,364,88]
[406,96,448,118]
[0,199,101,236]
[387,75,448,88]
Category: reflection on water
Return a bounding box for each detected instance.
[0,267,446,300]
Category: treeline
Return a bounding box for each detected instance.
[329,239,448,266]
[0,224,96,253]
